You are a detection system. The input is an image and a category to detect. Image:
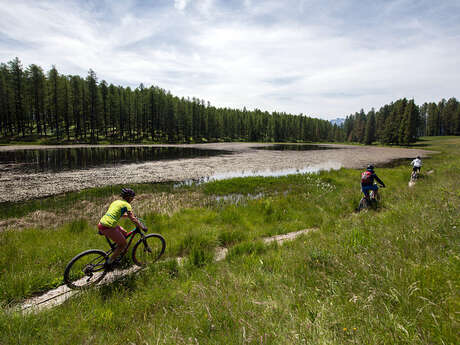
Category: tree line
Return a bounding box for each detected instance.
[0,58,340,144]
[1,58,458,145]
[343,97,460,145]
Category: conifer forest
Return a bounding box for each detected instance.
[1,58,459,145]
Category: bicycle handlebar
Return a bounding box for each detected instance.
[137,217,148,232]
[133,226,148,233]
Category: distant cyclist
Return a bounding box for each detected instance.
[410,156,422,178]
[361,164,385,199]
[98,188,146,269]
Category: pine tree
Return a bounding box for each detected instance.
[62,76,70,140]
[364,110,376,144]
[8,58,25,136]
[0,64,13,135]
[100,80,108,138]
[442,98,459,135]
[48,65,60,139]
[454,101,460,135]
[26,64,46,136]
[86,69,99,142]
[426,102,438,136]
[70,76,82,139]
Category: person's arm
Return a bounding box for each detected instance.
[127,211,147,230]
[374,174,385,187]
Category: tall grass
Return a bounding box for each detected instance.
[0,137,458,344]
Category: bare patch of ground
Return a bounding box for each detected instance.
[0,143,435,204]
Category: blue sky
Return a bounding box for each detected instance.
[0,0,459,119]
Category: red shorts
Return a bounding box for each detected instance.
[97,223,128,246]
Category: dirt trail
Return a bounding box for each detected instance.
[0,143,434,203]
[18,228,317,314]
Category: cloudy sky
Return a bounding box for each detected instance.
[0,0,459,119]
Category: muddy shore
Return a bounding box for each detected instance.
[0,143,434,203]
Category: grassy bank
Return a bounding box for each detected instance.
[0,137,458,344]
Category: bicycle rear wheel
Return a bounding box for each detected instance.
[132,234,166,266]
[64,249,108,289]
[358,197,368,211]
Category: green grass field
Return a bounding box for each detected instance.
[0,137,458,344]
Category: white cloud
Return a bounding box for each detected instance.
[0,0,459,119]
[174,0,190,11]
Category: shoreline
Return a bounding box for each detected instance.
[0,142,435,203]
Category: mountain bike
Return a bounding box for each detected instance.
[410,169,420,181]
[358,185,384,211]
[64,224,166,289]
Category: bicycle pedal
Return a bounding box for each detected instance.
[104,262,116,272]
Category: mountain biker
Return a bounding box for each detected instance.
[361,164,385,199]
[97,188,146,269]
[410,156,422,177]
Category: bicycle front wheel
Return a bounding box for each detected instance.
[64,249,108,289]
[132,234,166,266]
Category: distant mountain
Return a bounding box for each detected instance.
[330,118,345,126]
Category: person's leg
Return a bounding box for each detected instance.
[109,226,128,264]
[373,185,379,199]
[111,226,129,261]
[99,225,128,264]
[362,185,370,199]
[367,184,379,200]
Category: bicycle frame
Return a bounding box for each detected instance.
[363,189,376,201]
[358,183,384,212]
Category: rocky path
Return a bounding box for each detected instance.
[17,228,317,314]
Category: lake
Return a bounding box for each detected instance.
[0,143,431,202]
[0,146,231,173]
[0,144,341,173]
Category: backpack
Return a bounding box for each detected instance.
[361,171,372,184]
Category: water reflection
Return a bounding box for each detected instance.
[0,147,231,173]
[176,161,343,187]
[252,144,340,151]
[207,161,342,181]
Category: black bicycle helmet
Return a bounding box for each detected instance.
[120,188,135,200]
[367,164,374,171]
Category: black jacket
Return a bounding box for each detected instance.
[361,171,385,187]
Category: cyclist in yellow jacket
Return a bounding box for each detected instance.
[98,188,146,268]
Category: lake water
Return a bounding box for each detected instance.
[0,142,428,203]
[0,146,231,173]
[176,160,343,187]
[0,144,341,174]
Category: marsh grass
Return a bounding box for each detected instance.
[217,229,247,246]
[0,137,458,344]
[0,181,190,221]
